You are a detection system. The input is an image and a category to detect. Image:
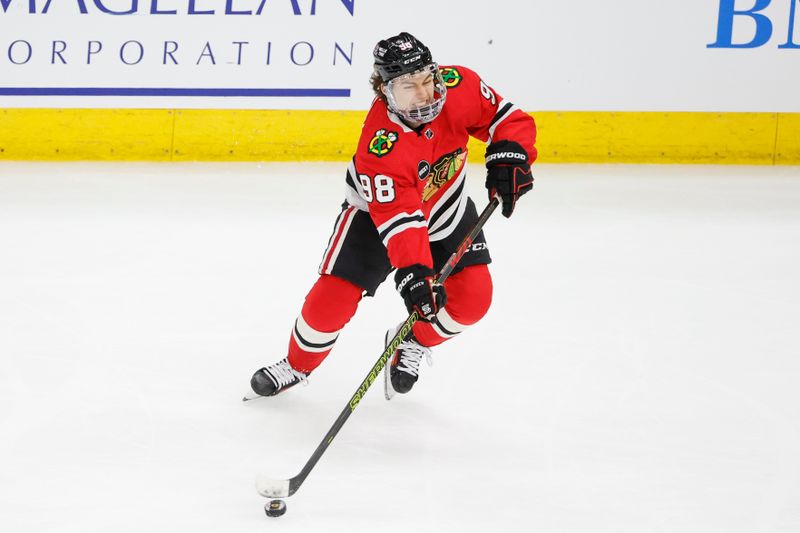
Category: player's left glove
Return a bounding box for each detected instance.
[485,139,533,218]
[395,264,447,322]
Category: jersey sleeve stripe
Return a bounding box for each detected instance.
[381,219,428,247]
[345,163,358,191]
[376,210,425,237]
[489,101,513,129]
[345,185,368,211]
[488,101,520,142]
[345,159,369,210]
[377,211,427,246]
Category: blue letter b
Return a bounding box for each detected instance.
[708,0,773,48]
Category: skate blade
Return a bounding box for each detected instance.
[242,391,262,402]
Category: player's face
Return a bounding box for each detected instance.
[387,70,435,110]
[382,63,447,124]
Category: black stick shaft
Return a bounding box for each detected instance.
[285,197,500,496]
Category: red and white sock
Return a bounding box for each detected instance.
[412,264,493,347]
[287,275,363,373]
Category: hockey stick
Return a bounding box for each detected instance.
[255,197,500,499]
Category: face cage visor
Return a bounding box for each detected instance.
[384,63,447,124]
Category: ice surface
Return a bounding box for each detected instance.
[1,162,799,532]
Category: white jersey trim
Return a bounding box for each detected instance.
[429,194,467,242]
[428,165,466,224]
[345,159,369,211]
[345,186,368,211]
[376,209,427,247]
[488,99,521,143]
[427,164,467,240]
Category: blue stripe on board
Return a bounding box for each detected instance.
[0,88,351,97]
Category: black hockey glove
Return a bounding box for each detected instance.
[485,139,534,218]
[395,264,447,323]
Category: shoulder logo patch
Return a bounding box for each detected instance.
[368,129,398,157]
[439,67,463,88]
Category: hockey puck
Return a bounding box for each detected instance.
[264,499,287,517]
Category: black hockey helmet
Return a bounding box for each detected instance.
[373,32,447,123]
[373,32,433,82]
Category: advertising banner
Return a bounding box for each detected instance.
[1,0,798,111]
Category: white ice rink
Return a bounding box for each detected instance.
[1,162,799,533]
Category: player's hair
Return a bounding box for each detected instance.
[370,71,388,104]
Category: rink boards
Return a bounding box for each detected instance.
[1,109,798,165]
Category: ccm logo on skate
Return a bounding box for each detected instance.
[486,152,527,163]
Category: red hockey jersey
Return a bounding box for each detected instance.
[344,65,537,270]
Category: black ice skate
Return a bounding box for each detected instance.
[246,357,308,400]
[384,325,433,400]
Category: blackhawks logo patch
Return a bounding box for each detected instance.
[439,67,463,88]
[368,129,398,157]
[423,148,467,201]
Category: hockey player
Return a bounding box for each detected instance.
[249,32,536,398]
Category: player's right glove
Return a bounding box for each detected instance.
[485,139,534,218]
[395,264,447,322]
